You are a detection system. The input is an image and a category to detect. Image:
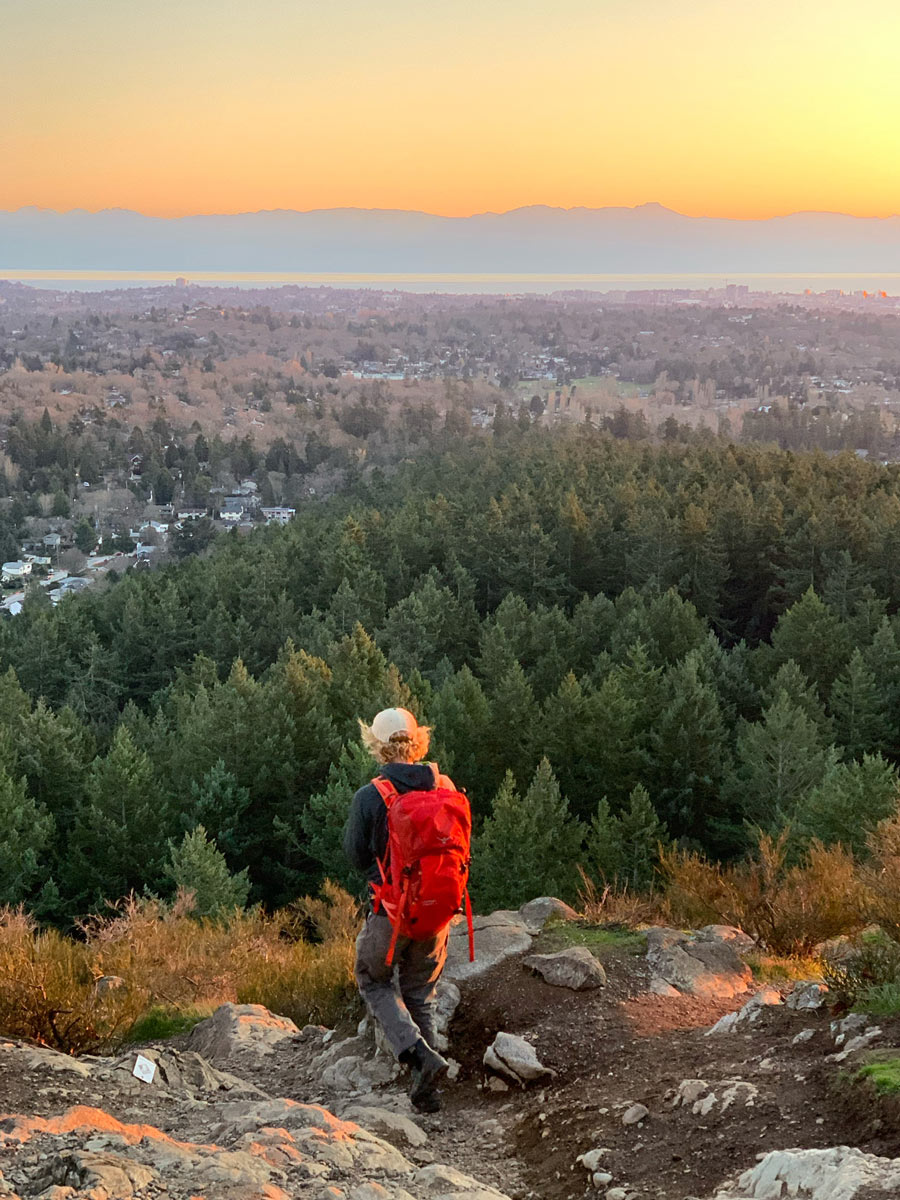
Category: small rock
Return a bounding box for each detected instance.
[786,982,828,1011]
[483,1033,555,1085]
[592,1171,613,1187]
[577,1149,611,1172]
[792,1029,815,1045]
[607,1189,629,1200]
[486,1077,509,1092]
[622,1104,649,1126]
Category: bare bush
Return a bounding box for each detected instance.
[660,832,867,956]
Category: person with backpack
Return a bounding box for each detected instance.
[343,707,473,1114]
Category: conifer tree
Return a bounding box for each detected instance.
[728,692,836,833]
[480,661,539,793]
[472,759,583,911]
[297,742,372,890]
[0,766,54,906]
[760,659,833,741]
[428,666,492,806]
[769,588,851,698]
[616,783,667,891]
[165,825,250,917]
[185,760,251,863]
[793,754,900,856]
[68,725,169,910]
[649,652,730,841]
[829,649,892,760]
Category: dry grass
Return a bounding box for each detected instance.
[0,883,360,1055]
[577,871,667,928]
[660,832,868,957]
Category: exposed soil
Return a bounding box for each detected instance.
[3,935,900,1200]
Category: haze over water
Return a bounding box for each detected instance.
[4,271,900,296]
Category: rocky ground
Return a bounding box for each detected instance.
[3,900,900,1200]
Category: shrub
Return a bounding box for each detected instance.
[861,814,900,940]
[660,831,867,956]
[0,882,361,1054]
[0,907,145,1053]
[823,937,900,1010]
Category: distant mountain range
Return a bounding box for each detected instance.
[3,204,900,274]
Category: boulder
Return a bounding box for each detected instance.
[524,946,607,990]
[433,979,461,1051]
[669,1078,759,1116]
[518,897,579,931]
[188,1003,299,1061]
[483,1032,555,1085]
[445,913,533,983]
[699,925,756,954]
[645,927,752,999]
[713,1146,900,1199]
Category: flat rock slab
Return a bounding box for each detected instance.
[188,1003,299,1061]
[446,914,533,983]
[0,1041,92,1079]
[712,1145,900,1199]
[646,927,752,1000]
[524,946,607,990]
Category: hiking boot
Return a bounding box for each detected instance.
[401,1039,448,1111]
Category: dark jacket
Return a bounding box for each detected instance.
[343,762,439,886]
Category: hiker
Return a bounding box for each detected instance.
[343,706,473,1113]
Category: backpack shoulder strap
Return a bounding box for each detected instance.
[372,776,398,804]
[426,762,456,790]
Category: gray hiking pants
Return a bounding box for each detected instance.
[354,909,449,1059]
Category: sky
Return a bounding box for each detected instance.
[2,0,899,220]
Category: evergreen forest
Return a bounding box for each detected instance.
[4,426,900,922]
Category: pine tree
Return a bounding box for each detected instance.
[297,741,372,891]
[428,666,492,808]
[728,692,836,832]
[165,825,250,917]
[616,784,667,891]
[481,661,539,794]
[793,754,900,856]
[185,759,251,863]
[0,766,54,906]
[760,659,833,741]
[829,649,892,760]
[769,588,851,698]
[536,672,606,822]
[649,652,730,841]
[472,759,583,911]
[585,798,623,885]
[68,725,169,910]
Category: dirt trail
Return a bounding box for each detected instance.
[2,933,898,1200]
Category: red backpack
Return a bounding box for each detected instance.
[371,766,475,967]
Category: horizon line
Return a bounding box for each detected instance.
[6,202,900,223]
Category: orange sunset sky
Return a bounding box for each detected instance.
[3,0,899,220]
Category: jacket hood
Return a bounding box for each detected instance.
[379,762,437,790]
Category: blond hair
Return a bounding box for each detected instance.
[358,718,431,765]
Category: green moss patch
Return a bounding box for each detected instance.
[537,921,647,957]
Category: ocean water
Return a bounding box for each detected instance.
[2,270,900,295]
